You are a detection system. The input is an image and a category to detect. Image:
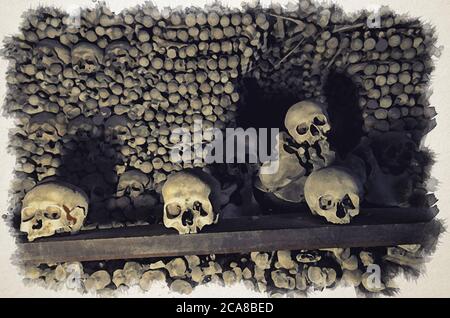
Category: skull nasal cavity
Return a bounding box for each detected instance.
[336,203,347,219]
[193,201,209,217]
[32,219,43,230]
[310,125,320,136]
[182,210,194,226]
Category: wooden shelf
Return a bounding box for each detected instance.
[17,207,439,264]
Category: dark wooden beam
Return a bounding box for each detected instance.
[16,207,438,264]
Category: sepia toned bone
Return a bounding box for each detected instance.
[304,167,363,224]
[20,182,89,241]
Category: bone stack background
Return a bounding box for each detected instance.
[1,1,439,296]
[2,3,267,226]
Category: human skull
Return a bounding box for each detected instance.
[162,170,217,234]
[71,42,104,74]
[20,182,89,241]
[284,100,331,146]
[117,170,151,198]
[104,115,132,144]
[27,112,67,146]
[304,167,362,224]
[104,41,136,71]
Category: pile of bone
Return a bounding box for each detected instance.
[247,0,437,144]
[248,0,341,101]
[22,245,426,296]
[2,3,270,225]
[343,23,437,143]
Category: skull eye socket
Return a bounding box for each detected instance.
[44,206,62,220]
[117,129,129,136]
[131,185,142,193]
[296,123,308,135]
[319,195,335,210]
[313,116,326,126]
[166,203,182,218]
[21,207,37,222]
[193,201,209,217]
[341,195,355,209]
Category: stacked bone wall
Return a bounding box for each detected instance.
[2,3,268,226]
[245,1,437,143]
[240,1,437,202]
[21,243,440,296]
[1,1,440,296]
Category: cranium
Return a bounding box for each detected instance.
[71,42,104,74]
[104,115,132,144]
[117,170,151,198]
[26,112,67,146]
[162,170,218,234]
[20,182,89,241]
[284,100,331,146]
[104,41,135,71]
[304,166,363,224]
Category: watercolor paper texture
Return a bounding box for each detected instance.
[0,0,449,297]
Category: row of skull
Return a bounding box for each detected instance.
[20,99,418,239]
[22,112,137,146]
[20,100,360,240]
[35,39,136,75]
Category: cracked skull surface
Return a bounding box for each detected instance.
[284,100,331,146]
[304,167,362,224]
[162,170,216,234]
[20,182,88,241]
